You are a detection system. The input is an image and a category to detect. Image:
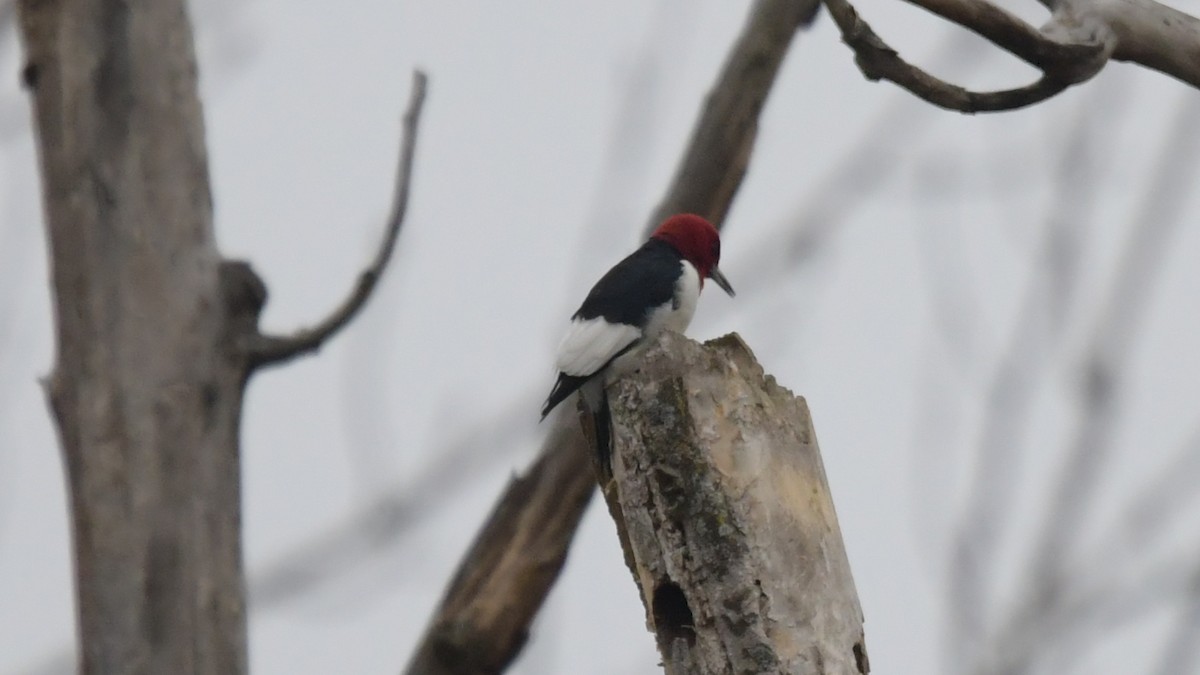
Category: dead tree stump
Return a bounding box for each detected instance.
[600,332,869,675]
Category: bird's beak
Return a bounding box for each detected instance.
[710,267,735,297]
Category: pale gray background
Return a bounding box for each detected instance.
[3,1,1199,673]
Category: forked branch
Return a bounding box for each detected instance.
[250,70,428,367]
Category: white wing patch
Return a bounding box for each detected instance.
[554,318,641,377]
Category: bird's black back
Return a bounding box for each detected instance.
[573,239,682,325]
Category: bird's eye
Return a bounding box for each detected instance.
[712,240,720,261]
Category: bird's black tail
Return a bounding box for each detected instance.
[541,372,591,420]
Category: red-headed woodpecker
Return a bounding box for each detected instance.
[542,213,734,470]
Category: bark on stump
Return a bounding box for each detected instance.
[599,332,869,675]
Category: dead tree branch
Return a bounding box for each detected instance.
[405,0,820,671]
[1064,0,1200,87]
[401,412,596,675]
[402,414,594,675]
[821,0,1102,113]
[902,0,1102,70]
[823,0,1200,112]
[601,332,868,674]
[249,70,427,367]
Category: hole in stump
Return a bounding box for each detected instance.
[652,580,696,647]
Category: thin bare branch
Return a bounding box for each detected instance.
[249,70,428,367]
[732,31,993,309]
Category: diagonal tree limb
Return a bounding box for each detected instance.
[404,1,819,672]
[645,0,819,235]
[401,415,596,675]
[249,70,427,368]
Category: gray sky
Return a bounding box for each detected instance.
[3,1,1199,674]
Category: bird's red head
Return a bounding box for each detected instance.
[651,213,735,296]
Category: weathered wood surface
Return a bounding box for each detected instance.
[603,332,869,675]
[18,2,248,673]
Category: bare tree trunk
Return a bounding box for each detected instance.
[600,332,868,675]
[18,2,247,672]
[15,0,424,665]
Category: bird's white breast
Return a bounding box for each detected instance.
[607,259,700,376]
[645,259,700,337]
